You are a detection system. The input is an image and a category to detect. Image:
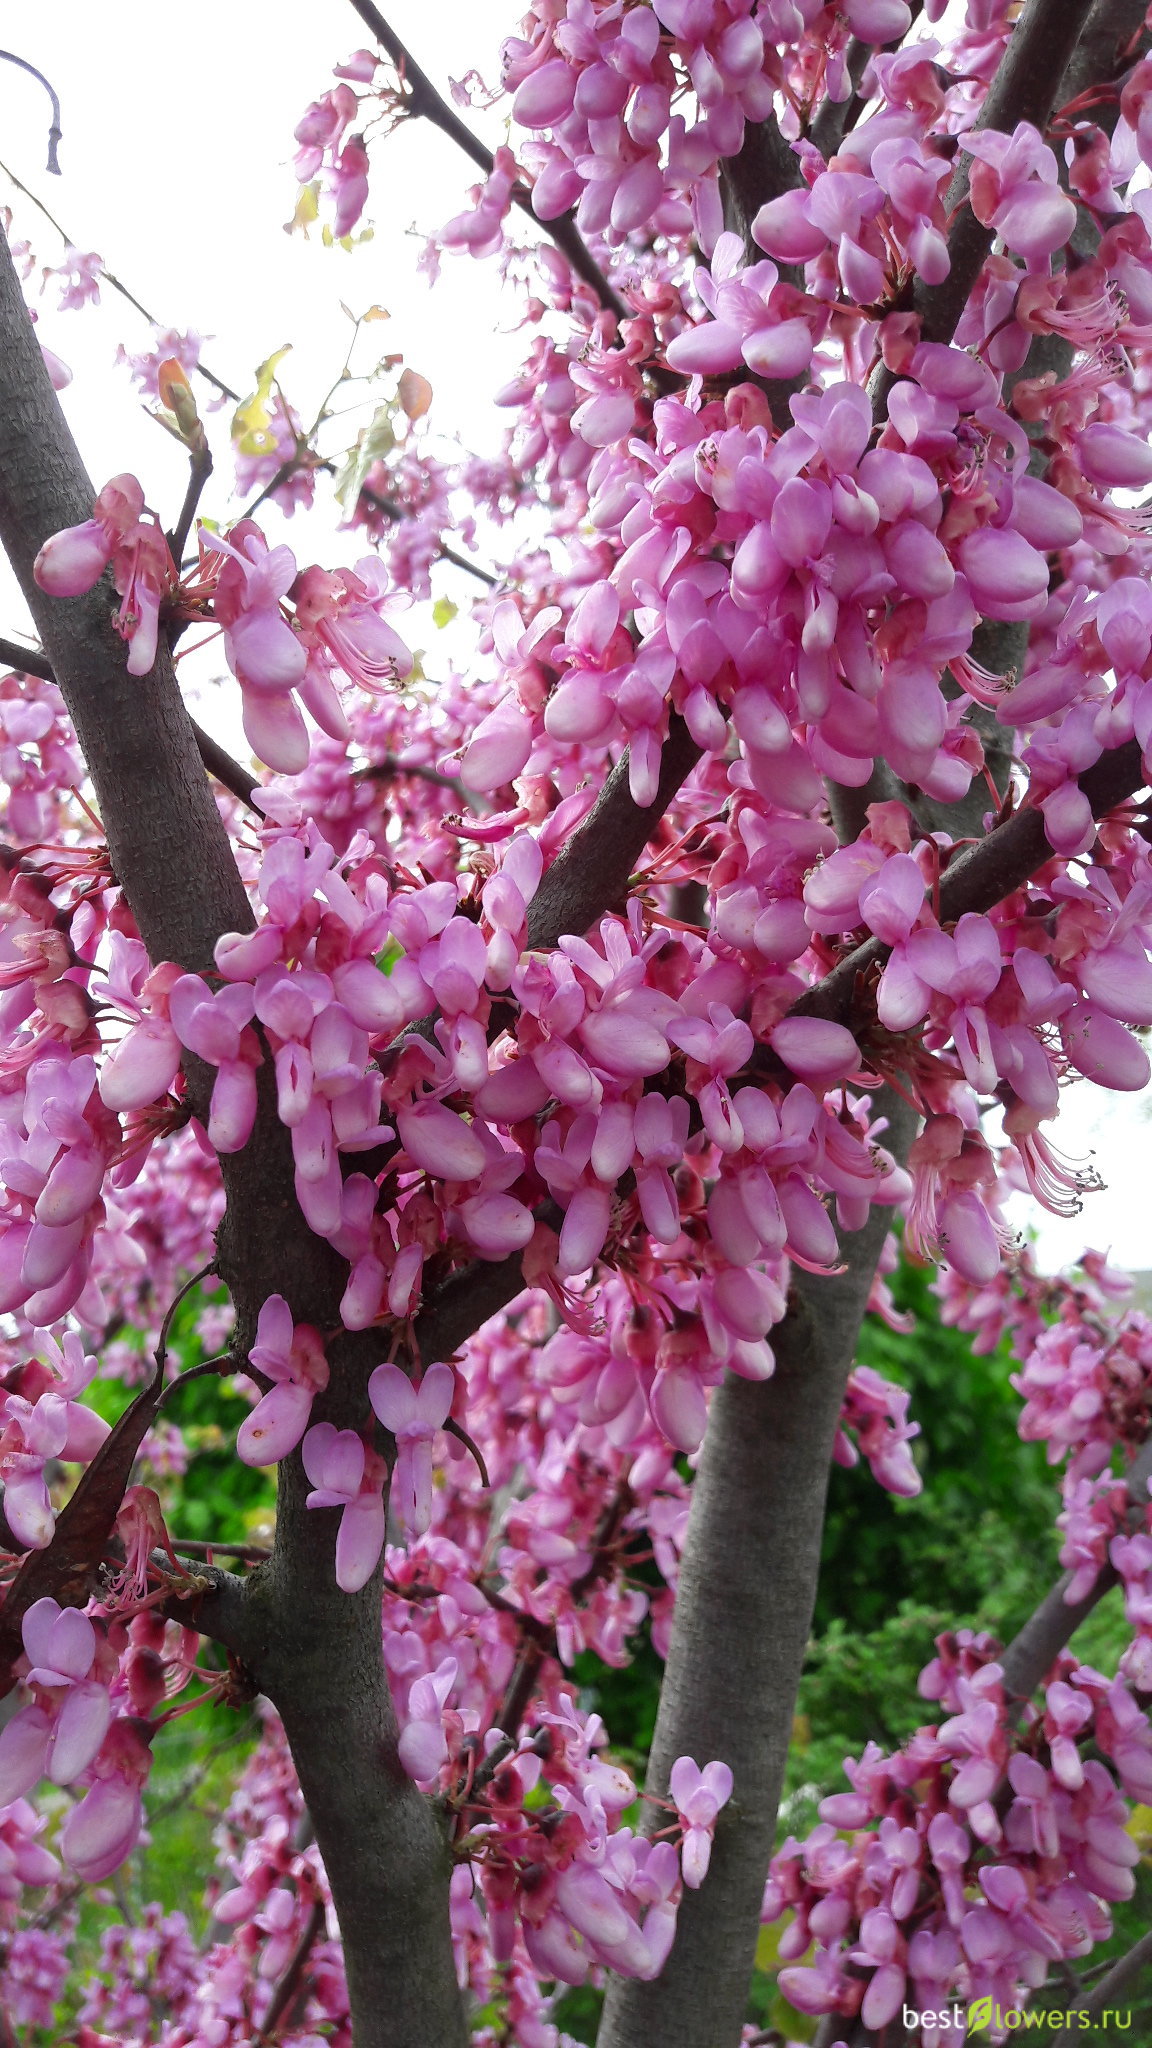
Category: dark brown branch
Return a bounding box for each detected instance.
[412,1201,563,1367]
[526,713,704,950]
[438,540,498,588]
[167,440,213,565]
[355,752,469,800]
[345,0,627,320]
[719,111,805,258]
[0,633,60,683]
[190,723,259,808]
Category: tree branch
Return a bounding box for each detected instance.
[999,1433,1152,1703]
[0,633,258,809]
[526,713,705,951]
[1050,1930,1152,2044]
[870,0,1099,417]
[786,737,1147,1036]
[345,0,628,320]
[598,1097,917,2048]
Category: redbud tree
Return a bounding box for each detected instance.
[1,0,1152,2043]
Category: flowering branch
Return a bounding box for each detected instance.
[345,0,629,320]
[870,0,1099,415]
[999,1432,1152,1704]
[253,1895,326,2044]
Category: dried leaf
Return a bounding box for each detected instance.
[398,367,433,422]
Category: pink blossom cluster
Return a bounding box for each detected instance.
[763,1634,1150,2040]
[14,0,1152,2030]
[33,503,412,774]
[760,1238,1152,2040]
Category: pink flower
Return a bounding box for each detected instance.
[669,1755,734,1888]
[368,1361,455,1536]
[301,1422,387,1591]
[397,1655,458,1785]
[33,475,176,675]
[167,973,260,1153]
[59,1717,151,1881]
[236,1295,329,1466]
[966,122,1077,265]
[205,523,310,772]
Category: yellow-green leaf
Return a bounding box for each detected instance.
[232,345,292,459]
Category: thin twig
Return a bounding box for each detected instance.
[355,752,468,798]
[156,1263,218,1375]
[438,541,498,588]
[0,154,240,401]
[154,1353,231,1415]
[443,1415,489,1488]
[0,52,62,173]
[173,1539,273,1562]
[168,441,214,565]
[345,0,628,320]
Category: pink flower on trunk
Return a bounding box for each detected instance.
[204,522,311,773]
[966,122,1077,266]
[301,1422,387,1591]
[669,1754,734,1888]
[167,972,261,1154]
[368,1361,455,1536]
[397,1655,459,1786]
[236,1295,329,1466]
[33,474,176,676]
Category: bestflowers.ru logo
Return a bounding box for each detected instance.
[967,1996,1133,2032]
[901,2000,1134,2034]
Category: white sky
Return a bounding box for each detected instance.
[0,0,1149,1277]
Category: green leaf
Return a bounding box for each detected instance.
[432,596,458,630]
[333,400,398,514]
[374,939,404,976]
